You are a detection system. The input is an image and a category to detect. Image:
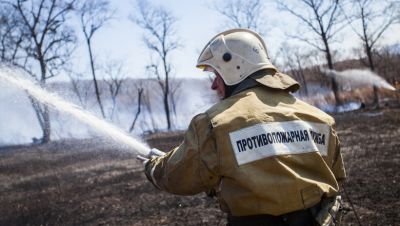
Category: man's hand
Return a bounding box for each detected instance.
[137,148,166,190]
[313,196,343,226]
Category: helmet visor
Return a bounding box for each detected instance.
[196,47,213,69]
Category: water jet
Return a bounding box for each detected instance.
[0,67,151,156]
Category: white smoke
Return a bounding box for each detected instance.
[0,83,43,144]
[322,68,396,91]
[5,66,394,146]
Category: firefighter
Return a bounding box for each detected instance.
[141,29,346,226]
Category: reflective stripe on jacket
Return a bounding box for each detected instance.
[145,86,346,216]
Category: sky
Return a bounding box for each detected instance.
[70,0,223,81]
[67,0,400,82]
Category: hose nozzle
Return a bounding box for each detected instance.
[148,148,165,157]
[136,148,165,163]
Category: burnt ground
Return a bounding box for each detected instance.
[0,107,399,226]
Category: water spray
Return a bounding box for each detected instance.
[0,67,151,157]
[322,68,396,91]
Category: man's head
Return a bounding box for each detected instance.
[197,29,300,98]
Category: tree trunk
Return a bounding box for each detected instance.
[331,77,341,108]
[373,85,379,108]
[361,7,375,72]
[87,38,106,118]
[129,88,143,132]
[323,39,334,70]
[295,56,308,96]
[366,44,375,71]
[39,57,51,143]
[163,89,171,130]
[42,106,51,143]
[163,57,171,130]
[28,96,51,144]
[323,37,341,107]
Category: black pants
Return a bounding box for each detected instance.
[227,207,318,226]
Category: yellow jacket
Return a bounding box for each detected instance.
[145,85,346,216]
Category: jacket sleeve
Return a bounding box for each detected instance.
[330,127,346,182]
[144,113,220,195]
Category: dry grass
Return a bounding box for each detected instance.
[0,107,399,225]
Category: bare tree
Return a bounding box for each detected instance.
[103,60,126,120]
[129,83,144,133]
[61,65,91,108]
[341,0,400,71]
[277,43,309,96]
[77,0,113,118]
[278,0,346,70]
[0,5,24,62]
[211,0,266,34]
[0,0,76,143]
[67,72,89,107]
[375,45,400,85]
[397,0,400,18]
[169,79,182,119]
[141,86,158,133]
[132,0,181,130]
[278,0,346,106]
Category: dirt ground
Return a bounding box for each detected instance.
[0,107,399,226]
